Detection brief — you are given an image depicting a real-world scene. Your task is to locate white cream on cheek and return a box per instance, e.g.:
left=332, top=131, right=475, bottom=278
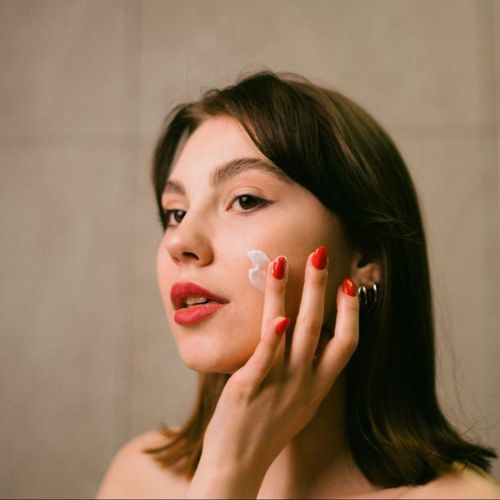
left=246, top=249, right=272, bottom=292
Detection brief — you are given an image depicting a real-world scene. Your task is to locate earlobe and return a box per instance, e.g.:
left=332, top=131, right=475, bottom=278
left=349, top=252, right=382, bottom=313
left=350, top=251, right=382, bottom=287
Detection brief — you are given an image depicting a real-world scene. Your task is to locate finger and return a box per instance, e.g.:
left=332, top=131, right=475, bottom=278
left=235, top=316, right=290, bottom=391
left=260, top=256, right=288, bottom=337
left=289, top=246, right=329, bottom=369
left=315, top=278, right=359, bottom=393
left=260, top=256, right=288, bottom=369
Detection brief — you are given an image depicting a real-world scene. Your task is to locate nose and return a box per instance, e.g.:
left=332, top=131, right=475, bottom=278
left=163, top=209, right=214, bottom=267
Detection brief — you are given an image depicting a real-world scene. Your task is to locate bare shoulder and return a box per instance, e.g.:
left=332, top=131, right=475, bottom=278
left=401, top=464, right=500, bottom=499
left=96, top=428, right=190, bottom=499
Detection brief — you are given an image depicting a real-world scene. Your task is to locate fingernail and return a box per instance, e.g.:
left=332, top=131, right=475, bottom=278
left=272, top=256, right=287, bottom=280
left=275, top=317, right=291, bottom=335
left=311, top=246, right=327, bottom=270
left=342, top=278, right=357, bottom=297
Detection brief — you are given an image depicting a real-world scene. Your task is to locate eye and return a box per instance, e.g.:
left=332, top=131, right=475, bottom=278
left=231, top=194, right=270, bottom=212
left=157, top=195, right=270, bottom=231
left=160, top=209, right=186, bottom=229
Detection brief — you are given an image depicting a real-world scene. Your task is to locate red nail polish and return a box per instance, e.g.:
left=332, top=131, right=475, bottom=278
left=272, top=256, right=287, bottom=280
left=311, top=246, right=327, bottom=270
left=276, top=317, right=291, bottom=335
left=342, top=278, right=357, bottom=297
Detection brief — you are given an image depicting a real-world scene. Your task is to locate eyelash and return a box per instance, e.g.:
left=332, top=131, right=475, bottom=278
left=158, top=194, right=271, bottom=229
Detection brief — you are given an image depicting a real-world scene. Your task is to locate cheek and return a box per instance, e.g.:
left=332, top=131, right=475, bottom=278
left=174, top=305, right=264, bottom=374
left=280, top=248, right=346, bottom=328
left=156, top=242, right=267, bottom=372
left=283, top=263, right=341, bottom=333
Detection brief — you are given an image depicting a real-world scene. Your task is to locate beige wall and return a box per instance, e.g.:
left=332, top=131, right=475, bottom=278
left=1, top=0, right=498, bottom=497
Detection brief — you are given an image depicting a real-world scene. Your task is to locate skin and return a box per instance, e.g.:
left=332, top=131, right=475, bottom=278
left=96, top=115, right=500, bottom=498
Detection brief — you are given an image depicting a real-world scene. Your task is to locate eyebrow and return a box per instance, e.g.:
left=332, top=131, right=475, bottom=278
left=163, top=157, right=292, bottom=195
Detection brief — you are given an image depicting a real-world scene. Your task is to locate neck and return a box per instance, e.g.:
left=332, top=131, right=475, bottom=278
left=258, top=374, right=378, bottom=498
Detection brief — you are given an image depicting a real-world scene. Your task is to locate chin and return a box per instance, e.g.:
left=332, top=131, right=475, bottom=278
left=181, top=358, right=246, bottom=375
left=176, top=337, right=254, bottom=375
left=168, top=307, right=262, bottom=374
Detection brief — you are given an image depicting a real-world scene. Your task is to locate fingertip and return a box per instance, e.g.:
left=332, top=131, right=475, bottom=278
left=337, top=278, right=359, bottom=314
left=275, top=316, right=291, bottom=335
left=311, top=245, right=328, bottom=270
left=341, top=278, right=357, bottom=297
left=267, top=255, right=288, bottom=280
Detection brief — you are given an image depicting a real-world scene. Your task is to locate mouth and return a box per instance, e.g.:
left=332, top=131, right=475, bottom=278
left=170, top=281, right=229, bottom=311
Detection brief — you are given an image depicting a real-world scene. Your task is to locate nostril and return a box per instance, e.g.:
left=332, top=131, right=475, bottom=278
left=182, top=251, right=199, bottom=260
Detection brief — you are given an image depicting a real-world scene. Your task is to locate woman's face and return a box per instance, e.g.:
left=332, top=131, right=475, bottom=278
left=157, top=116, right=355, bottom=373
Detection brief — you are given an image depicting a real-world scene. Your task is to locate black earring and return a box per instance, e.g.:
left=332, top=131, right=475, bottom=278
left=357, top=283, right=379, bottom=313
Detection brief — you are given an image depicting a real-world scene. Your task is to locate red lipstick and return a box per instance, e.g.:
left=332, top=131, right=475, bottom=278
left=170, top=281, right=229, bottom=326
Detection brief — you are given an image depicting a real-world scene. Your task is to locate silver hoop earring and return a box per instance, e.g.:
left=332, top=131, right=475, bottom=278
left=357, top=283, right=379, bottom=313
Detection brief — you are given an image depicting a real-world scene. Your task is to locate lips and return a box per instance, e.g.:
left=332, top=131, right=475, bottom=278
left=170, top=281, right=229, bottom=326
left=170, top=281, right=229, bottom=311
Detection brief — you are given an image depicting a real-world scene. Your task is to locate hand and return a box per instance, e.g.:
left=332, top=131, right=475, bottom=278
left=186, top=246, right=359, bottom=498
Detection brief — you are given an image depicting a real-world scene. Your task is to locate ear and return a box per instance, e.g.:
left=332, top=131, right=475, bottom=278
left=349, top=251, right=382, bottom=287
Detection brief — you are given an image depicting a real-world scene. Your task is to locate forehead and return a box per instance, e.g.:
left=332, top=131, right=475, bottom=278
left=169, top=116, right=266, bottom=179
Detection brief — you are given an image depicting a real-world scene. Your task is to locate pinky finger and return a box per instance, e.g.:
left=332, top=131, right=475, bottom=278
left=235, top=316, right=290, bottom=391
left=315, top=279, right=359, bottom=393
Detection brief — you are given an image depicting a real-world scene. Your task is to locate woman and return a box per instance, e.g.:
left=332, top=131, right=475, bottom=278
left=97, top=70, right=500, bottom=498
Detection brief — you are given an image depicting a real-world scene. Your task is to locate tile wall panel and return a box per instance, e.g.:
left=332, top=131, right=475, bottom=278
left=0, top=0, right=134, bottom=137
left=139, top=0, right=486, bottom=136
left=489, top=0, right=500, bottom=479
left=0, top=138, right=135, bottom=497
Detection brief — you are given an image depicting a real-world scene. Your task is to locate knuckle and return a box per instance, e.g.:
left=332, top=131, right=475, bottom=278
left=308, top=267, right=328, bottom=286
left=266, top=273, right=287, bottom=295
left=263, top=332, right=277, bottom=350
left=228, top=372, right=254, bottom=398
left=343, top=299, right=360, bottom=314
left=337, top=333, right=359, bottom=354
left=295, top=314, right=323, bottom=333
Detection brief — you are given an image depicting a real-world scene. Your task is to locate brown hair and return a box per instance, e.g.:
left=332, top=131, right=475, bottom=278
left=144, top=70, right=496, bottom=487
